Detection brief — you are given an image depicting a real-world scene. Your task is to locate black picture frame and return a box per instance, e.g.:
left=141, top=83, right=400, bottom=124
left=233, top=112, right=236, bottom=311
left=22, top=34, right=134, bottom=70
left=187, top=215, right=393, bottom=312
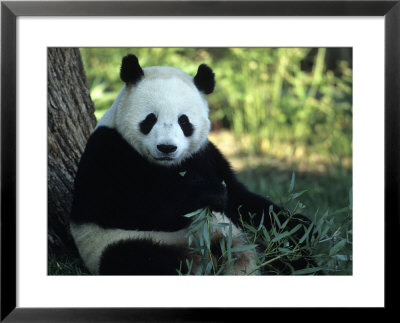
left=1, top=0, right=399, bottom=321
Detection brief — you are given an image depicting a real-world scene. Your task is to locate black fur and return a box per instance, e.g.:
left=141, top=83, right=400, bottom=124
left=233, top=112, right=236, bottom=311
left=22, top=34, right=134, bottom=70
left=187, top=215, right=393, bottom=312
left=71, top=126, right=311, bottom=274
left=139, top=113, right=157, bottom=135
left=178, top=114, right=194, bottom=137
left=71, top=126, right=283, bottom=232
left=194, top=64, right=215, bottom=94
left=120, top=54, right=144, bottom=85
left=99, top=240, right=188, bottom=275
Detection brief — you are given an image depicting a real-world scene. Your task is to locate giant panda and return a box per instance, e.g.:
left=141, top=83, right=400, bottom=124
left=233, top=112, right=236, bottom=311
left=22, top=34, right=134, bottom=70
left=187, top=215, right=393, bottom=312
left=70, top=54, right=310, bottom=275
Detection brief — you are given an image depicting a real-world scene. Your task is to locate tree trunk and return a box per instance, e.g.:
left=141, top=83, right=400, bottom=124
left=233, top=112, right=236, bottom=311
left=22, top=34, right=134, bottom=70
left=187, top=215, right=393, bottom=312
left=48, top=48, right=97, bottom=256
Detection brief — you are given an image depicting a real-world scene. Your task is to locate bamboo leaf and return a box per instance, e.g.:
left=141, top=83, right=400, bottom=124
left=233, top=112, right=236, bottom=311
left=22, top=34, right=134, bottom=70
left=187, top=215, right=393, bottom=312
left=288, top=171, right=295, bottom=193
left=281, top=218, right=290, bottom=230
left=227, top=222, right=233, bottom=263
left=220, top=226, right=227, bottom=237
left=185, top=221, right=203, bottom=237
left=219, top=237, right=226, bottom=255
left=257, top=212, right=265, bottom=231
left=272, top=231, right=292, bottom=242
left=299, top=222, right=314, bottom=244
left=231, top=244, right=258, bottom=253
left=216, top=264, right=226, bottom=275
left=329, top=239, right=347, bottom=256
left=205, top=261, right=213, bottom=275
left=210, top=221, right=229, bottom=227
left=188, top=235, right=193, bottom=247
left=270, top=207, right=282, bottom=228
left=262, top=226, right=271, bottom=243
left=186, top=259, right=193, bottom=274
left=288, top=224, right=302, bottom=235
left=292, top=267, right=324, bottom=275
left=183, top=208, right=203, bottom=218
left=278, top=247, right=293, bottom=254
left=203, top=223, right=210, bottom=250
left=243, top=223, right=258, bottom=234
left=292, top=190, right=308, bottom=200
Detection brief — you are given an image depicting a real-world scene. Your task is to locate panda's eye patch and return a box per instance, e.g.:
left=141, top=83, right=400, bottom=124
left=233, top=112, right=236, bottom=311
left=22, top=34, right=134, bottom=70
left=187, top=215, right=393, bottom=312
left=178, top=114, right=194, bottom=137
left=139, top=113, right=157, bottom=135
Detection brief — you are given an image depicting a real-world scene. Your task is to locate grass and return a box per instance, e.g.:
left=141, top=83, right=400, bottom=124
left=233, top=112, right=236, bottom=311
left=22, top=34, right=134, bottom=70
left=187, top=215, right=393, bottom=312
left=48, top=254, right=90, bottom=275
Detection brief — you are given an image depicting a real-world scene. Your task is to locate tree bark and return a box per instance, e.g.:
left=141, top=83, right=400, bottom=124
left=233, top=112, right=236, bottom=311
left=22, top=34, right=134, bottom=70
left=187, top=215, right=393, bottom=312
left=48, top=48, right=97, bottom=256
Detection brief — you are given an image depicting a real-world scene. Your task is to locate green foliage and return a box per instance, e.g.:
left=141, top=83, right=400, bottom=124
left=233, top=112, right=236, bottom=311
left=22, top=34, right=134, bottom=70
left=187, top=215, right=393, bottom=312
left=251, top=169, right=352, bottom=275
left=80, top=47, right=352, bottom=160
left=252, top=187, right=352, bottom=275
left=177, top=172, right=352, bottom=276
left=212, top=48, right=352, bottom=159
left=177, top=207, right=259, bottom=275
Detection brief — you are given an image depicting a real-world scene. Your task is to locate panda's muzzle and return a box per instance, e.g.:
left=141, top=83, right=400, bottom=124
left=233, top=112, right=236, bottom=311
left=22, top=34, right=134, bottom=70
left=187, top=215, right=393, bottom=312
left=157, top=144, right=177, bottom=154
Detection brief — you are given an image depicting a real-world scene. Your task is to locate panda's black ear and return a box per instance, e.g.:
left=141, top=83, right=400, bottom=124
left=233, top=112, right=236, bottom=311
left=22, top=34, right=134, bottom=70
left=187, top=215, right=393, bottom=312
left=194, top=64, right=215, bottom=95
left=120, top=54, right=144, bottom=85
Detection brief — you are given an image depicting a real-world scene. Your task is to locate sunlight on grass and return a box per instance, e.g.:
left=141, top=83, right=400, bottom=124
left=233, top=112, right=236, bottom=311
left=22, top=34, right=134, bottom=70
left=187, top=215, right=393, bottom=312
left=209, top=130, right=351, bottom=174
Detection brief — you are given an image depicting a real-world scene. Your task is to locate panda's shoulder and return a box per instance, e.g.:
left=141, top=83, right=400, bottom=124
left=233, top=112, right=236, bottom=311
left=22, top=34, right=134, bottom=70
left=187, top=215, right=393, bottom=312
left=200, top=140, right=230, bottom=166
left=187, top=140, right=231, bottom=172
left=80, top=126, right=142, bottom=168
left=193, top=140, right=236, bottom=181
left=86, top=126, right=124, bottom=148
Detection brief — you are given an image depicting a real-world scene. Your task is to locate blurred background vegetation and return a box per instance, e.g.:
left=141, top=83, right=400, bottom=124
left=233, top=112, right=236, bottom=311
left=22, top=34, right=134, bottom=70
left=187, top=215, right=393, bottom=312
left=77, top=48, right=352, bottom=274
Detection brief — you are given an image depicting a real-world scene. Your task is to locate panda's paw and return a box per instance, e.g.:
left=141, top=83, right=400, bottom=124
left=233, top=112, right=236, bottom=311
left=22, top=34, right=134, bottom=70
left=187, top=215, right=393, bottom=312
left=203, top=193, right=227, bottom=212
left=197, top=182, right=228, bottom=212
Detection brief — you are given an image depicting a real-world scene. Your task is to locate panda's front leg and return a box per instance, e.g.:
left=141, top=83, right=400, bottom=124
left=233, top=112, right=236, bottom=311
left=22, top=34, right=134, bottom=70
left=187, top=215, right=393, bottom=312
left=207, top=142, right=311, bottom=235
left=181, top=175, right=228, bottom=214
left=225, top=182, right=312, bottom=239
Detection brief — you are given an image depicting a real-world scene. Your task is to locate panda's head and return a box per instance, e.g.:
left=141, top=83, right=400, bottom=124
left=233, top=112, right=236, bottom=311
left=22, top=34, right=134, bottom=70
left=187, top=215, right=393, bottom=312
left=100, top=54, right=215, bottom=167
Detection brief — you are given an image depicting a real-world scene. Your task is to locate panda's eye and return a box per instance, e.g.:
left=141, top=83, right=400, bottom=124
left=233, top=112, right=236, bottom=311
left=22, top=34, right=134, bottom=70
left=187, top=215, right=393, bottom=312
left=178, top=115, right=189, bottom=124
left=139, top=113, right=157, bottom=135
left=178, top=114, right=194, bottom=137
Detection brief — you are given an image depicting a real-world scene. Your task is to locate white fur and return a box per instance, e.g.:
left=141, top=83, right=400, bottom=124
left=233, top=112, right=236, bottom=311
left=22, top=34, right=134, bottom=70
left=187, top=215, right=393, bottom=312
left=70, top=213, right=257, bottom=275
left=97, top=66, right=211, bottom=166
left=70, top=221, right=187, bottom=274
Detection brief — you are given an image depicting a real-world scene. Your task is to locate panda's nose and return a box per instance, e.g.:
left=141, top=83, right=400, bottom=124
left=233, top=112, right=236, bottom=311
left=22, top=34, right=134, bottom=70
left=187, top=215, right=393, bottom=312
left=157, top=144, right=177, bottom=154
